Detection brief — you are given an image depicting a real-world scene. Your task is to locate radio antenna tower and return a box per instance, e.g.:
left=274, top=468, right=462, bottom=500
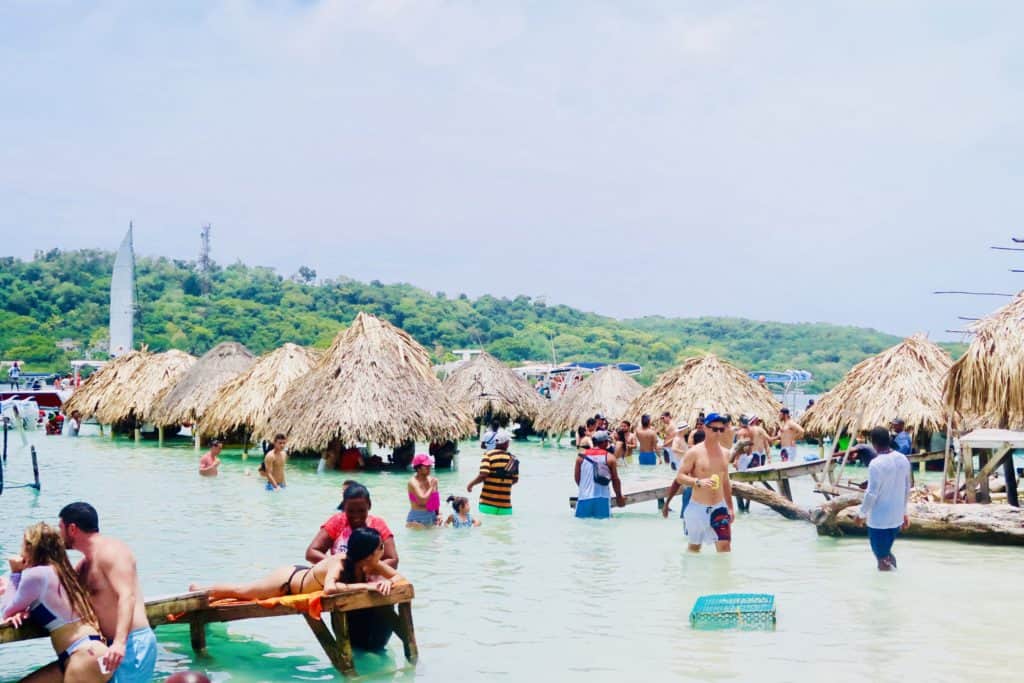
left=199, top=224, right=212, bottom=296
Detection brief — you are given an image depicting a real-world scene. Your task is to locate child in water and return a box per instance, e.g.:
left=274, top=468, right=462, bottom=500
left=444, top=496, right=481, bottom=528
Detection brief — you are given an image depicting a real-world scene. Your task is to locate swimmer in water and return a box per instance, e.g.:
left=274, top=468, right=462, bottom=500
left=444, top=495, right=481, bottom=528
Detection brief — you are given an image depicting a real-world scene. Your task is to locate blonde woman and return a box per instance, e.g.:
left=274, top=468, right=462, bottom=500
left=0, top=522, right=112, bottom=682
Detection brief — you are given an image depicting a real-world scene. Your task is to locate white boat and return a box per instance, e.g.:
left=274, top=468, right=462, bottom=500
left=109, top=224, right=135, bottom=357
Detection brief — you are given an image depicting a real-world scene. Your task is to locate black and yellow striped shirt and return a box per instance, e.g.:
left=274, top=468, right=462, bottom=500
left=479, top=449, right=518, bottom=508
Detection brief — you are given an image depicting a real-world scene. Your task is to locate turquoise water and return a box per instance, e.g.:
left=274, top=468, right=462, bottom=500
left=1, top=428, right=1020, bottom=682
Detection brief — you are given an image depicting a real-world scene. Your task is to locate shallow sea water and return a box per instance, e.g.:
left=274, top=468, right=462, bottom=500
left=1, top=428, right=1020, bottom=682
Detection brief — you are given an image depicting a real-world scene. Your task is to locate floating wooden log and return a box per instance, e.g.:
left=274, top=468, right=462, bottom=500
left=0, top=584, right=418, bottom=678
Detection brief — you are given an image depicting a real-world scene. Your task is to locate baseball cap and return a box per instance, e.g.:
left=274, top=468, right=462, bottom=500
left=494, top=429, right=512, bottom=444
left=676, top=422, right=689, bottom=431
left=411, top=453, right=434, bottom=468
left=739, top=415, right=750, bottom=426
left=704, top=412, right=727, bottom=425
left=592, top=430, right=610, bottom=443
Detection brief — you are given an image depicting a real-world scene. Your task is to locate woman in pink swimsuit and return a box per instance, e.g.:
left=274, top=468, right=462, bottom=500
left=406, top=453, right=440, bottom=527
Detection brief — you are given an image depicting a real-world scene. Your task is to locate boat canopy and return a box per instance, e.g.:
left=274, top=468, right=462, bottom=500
left=747, top=370, right=813, bottom=385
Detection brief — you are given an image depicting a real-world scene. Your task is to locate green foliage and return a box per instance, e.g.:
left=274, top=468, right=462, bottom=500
left=0, top=249, right=964, bottom=391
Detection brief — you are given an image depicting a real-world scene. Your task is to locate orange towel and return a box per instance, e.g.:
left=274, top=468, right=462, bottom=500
left=209, top=591, right=325, bottom=621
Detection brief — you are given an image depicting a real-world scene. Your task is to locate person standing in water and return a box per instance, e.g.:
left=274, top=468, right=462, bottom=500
left=748, top=415, right=771, bottom=466
left=58, top=502, right=157, bottom=682
left=574, top=431, right=625, bottom=518
left=856, top=426, right=911, bottom=571
left=467, top=430, right=518, bottom=515
left=261, top=433, right=288, bottom=491
left=636, top=415, right=659, bottom=466
left=444, top=496, right=481, bottom=528
left=406, top=454, right=440, bottom=527
left=773, top=408, right=805, bottom=462
left=661, top=413, right=735, bottom=553
left=198, top=440, right=222, bottom=477
left=658, top=412, right=677, bottom=464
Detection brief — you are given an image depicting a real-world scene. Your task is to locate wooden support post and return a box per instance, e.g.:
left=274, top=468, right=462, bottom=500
left=194, top=432, right=201, bottom=451
left=189, top=620, right=207, bottom=653
left=1002, top=455, right=1020, bottom=508
left=778, top=478, right=793, bottom=501
left=397, top=602, right=419, bottom=663
left=158, top=426, right=165, bottom=447
left=110, top=425, right=116, bottom=440
left=98, top=423, right=104, bottom=437
left=963, top=446, right=976, bottom=503
left=329, top=611, right=356, bottom=675
left=978, top=452, right=991, bottom=503
left=134, top=428, right=141, bottom=443
left=304, top=614, right=353, bottom=676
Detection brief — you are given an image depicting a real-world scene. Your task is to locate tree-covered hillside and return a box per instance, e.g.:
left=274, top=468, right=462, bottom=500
left=0, top=249, right=961, bottom=391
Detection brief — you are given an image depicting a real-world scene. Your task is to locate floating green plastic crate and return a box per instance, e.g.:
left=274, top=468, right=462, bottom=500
left=689, top=593, right=776, bottom=630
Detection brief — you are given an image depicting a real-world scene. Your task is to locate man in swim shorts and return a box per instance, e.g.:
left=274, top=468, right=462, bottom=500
left=635, top=415, right=659, bottom=466
left=662, top=413, right=735, bottom=553
left=748, top=415, right=771, bottom=466
left=57, top=502, right=157, bottom=683
left=773, top=408, right=804, bottom=462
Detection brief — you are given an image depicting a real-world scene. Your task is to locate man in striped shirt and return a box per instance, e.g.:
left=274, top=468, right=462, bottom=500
left=467, top=431, right=519, bottom=515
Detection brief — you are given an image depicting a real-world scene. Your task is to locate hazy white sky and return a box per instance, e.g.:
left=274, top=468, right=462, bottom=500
left=3, top=1, right=1023, bottom=340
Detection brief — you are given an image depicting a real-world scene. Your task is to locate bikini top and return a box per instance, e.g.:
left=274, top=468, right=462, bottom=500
left=408, top=484, right=441, bottom=513
left=1, top=566, right=81, bottom=632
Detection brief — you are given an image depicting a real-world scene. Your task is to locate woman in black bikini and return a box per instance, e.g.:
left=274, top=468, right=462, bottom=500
left=189, top=528, right=403, bottom=602
left=188, top=554, right=344, bottom=601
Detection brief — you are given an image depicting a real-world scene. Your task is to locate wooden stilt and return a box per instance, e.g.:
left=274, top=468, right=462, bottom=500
left=110, top=426, right=116, bottom=440
left=304, top=615, right=351, bottom=675
left=189, top=620, right=207, bottom=653
left=98, top=424, right=104, bottom=437
left=963, top=445, right=976, bottom=503
left=134, top=428, right=141, bottom=443
left=1002, top=457, right=1019, bottom=508
left=397, top=602, right=419, bottom=663
left=778, top=479, right=793, bottom=501
left=194, top=432, right=201, bottom=451
left=158, top=425, right=165, bottom=447
left=329, top=611, right=356, bottom=675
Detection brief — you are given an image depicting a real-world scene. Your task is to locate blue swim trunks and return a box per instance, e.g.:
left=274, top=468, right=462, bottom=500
left=112, top=627, right=157, bottom=683
left=265, top=482, right=287, bottom=491
left=638, top=451, right=657, bottom=466
left=575, top=497, right=611, bottom=519
left=406, top=509, right=438, bottom=526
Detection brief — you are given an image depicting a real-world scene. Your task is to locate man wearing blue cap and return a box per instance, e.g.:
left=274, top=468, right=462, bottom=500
left=661, top=413, right=735, bottom=552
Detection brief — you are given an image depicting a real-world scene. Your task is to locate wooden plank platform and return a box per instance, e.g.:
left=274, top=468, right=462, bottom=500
left=0, top=583, right=417, bottom=678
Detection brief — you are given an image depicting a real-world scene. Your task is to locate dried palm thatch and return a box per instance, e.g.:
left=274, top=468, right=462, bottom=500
left=263, top=312, right=474, bottom=449
left=535, top=367, right=642, bottom=434
left=442, top=352, right=544, bottom=423
left=802, top=334, right=952, bottom=437
left=945, top=291, right=1024, bottom=430
left=626, top=354, right=782, bottom=431
left=62, top=349, right=197, bottom=425
left=150, top=342, right=256, bottom=426
left=126, top=349, right=198, bottom=424
left=198, top=343, right=321, bottom=437
left=62, top=350, right=150, bottom=421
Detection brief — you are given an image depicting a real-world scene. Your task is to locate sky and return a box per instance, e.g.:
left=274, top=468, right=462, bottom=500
left=2, top=1, right=1023, bottom=341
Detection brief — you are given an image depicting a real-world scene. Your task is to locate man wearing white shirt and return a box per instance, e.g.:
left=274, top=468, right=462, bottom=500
left=857, top=426, right=912, bottom=571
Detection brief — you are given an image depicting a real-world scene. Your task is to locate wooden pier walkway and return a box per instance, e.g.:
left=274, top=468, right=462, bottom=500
left=0, top=583, right=418, bottom=678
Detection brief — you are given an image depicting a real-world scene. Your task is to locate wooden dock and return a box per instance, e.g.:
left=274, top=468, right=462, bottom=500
left=0, top=583, right=418, bottom=678
left=569, top=459, right=830, bottom=508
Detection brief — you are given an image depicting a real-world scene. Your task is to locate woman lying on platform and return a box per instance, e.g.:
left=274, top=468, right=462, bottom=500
left=189, top=528, right=403, bottom=601
left=0, top=523, right=113, bottom=682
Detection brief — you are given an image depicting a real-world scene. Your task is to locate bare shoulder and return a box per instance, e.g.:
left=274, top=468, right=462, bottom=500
left=96, top=536, right=137, bottom=566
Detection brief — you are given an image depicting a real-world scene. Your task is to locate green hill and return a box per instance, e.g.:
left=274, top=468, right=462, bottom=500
left=0, top=249, right=962, bottom=391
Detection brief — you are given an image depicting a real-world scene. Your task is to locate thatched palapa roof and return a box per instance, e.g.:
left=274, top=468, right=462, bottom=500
left=63, top=349, right=197, bottom=425
left=442, top=352, right=544, bottom=423
left=802, top=334, right=952, bottom=437
left=945, top=292, right=1024, bottom=430
left=626, top=354, right=782, bottom=430
left=198, top=343, right=321, bottom=437
left=263, top=312, right=474, bottom=450
left=150, top=342, right=255, bottom=426
left=62, top=350, right=150, bottom=421
left=535, top=367, right=641, bottom=434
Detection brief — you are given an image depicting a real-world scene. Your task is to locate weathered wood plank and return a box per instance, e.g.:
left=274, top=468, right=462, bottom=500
left=304, top=614, right=347, bottom=674
left=329, top=611, right=356, bottom=675
left=398, top=602, right=419, bottom=663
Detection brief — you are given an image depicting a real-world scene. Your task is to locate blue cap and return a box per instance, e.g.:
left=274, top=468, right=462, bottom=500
left=704, top=412, right=728, bottom=426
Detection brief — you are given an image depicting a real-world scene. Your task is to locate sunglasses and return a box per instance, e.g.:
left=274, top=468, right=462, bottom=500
left=709, top=426, right=727, bottom=433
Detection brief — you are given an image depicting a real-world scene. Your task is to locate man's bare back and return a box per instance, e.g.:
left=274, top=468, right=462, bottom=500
left=751, top=424, right=771, bottom=454
left=637, top=427, right=658, bottom=452
left=77, top=536, right=149, bottom=640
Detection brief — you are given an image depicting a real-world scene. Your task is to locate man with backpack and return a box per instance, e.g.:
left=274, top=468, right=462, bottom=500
left=467, top=430, right=520, bottom=515
left=574, top=431, right=625, bottom=518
